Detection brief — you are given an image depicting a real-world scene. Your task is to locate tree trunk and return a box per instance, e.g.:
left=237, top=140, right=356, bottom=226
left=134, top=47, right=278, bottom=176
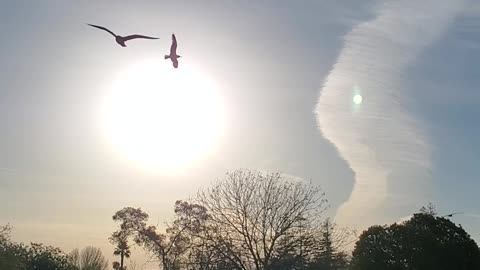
left=120, top=250, right=124, bottom=270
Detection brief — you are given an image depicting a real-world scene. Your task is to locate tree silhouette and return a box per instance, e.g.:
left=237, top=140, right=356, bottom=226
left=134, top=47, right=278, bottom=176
left=109, top=232, right=131, bottom=270
left=1, top=226, right=75, bottom=270
left=309, top=218, right=354, bottom=270
left=197, top=169, right=328, bottom=270
left=111, top=202, right=209, bottom=270
left=0, top=226, right=25, bottom=270
left=109, top=170, right=346, bottom=270
left=351, top=212, right=480, bottom=269
left=0, top=224, right=12, bottom=243
left=70, top=246, right=108, bottom=270
left=24, top=243, right=74, bottom=270
left=419, top=202, right=437, bottom=216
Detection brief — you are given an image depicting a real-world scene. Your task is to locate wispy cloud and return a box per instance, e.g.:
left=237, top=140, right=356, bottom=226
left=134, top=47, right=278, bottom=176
left=0, top=167, right=15, bottom=173
left=316, top=1, right=465, bottom=227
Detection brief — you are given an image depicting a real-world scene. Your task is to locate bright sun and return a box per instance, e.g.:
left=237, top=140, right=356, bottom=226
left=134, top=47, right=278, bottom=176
left=100, top=59, right=224, bottom=174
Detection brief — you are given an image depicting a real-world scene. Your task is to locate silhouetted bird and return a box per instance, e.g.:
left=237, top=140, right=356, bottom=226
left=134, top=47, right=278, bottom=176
left=165, top=34, right=181, bottom=68
left=87, top=24, right=158, bottom=47
left=444, top=212, right=463, bottom=218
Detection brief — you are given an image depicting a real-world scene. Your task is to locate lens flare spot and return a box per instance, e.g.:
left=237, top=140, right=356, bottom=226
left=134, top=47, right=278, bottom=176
left=353, top=94, right=363, bottom=105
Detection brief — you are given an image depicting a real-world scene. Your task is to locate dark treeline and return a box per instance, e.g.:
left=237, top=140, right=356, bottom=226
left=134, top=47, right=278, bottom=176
left=2, top=169, right=480, bottom=270
left=0, top=225, right=109, bottom=270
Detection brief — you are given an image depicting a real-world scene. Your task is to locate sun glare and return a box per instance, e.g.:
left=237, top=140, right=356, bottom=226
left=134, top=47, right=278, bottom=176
left=100, top=59, right=224, bottom=174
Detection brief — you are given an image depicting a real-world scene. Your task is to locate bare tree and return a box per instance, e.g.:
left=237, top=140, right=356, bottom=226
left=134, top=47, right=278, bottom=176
left=70, top=246, right=109, bottom=270
left=126, top=260, right=141, bottom=270
left=419, top=202, right=437, bottom=216
left=197, top=169, right=328, bottom=270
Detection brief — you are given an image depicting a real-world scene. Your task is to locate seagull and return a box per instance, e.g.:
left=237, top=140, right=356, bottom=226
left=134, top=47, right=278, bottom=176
left=442, top=212, right=464, bottom=218
left=87, top=24, right=158, bottom=47
left=165, top=34, right=181, bottom=68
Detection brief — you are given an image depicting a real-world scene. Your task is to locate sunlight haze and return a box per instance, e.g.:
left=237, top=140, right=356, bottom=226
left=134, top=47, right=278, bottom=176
left=1, top=0, right=480, bottom=268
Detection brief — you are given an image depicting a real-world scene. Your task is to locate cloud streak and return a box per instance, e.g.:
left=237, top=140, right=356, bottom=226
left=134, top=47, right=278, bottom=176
left=464, top=213, right=480, bottom=219
left=316, top=1, right=465, bottom=226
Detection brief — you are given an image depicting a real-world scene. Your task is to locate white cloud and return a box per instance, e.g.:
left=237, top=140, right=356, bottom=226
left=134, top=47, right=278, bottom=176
left=315, top=0, right=465, bottom=227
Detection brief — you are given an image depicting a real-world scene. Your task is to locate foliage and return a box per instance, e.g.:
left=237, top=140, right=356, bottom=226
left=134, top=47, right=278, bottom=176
left=109, top=230, right=131, bottom=270
left=308, top=218, right=354, bottom=270
left=24, top=243, right=75, bottom=270
left=0, top=224, right=81, bottom=270
left=111, top=169, right=335, bottom=270
left=0, top=242, right=74, bottom=270
left=0, top=225, right=74, bottom=270
left=0, top=236, right=26, bottom=270
left=419, top=202, right=437, bottom=216
left=351, top=212, right=480, bottom=270
left=0, top=224, right=12, bottom=243
left=111, top=202, right=210, bottom=270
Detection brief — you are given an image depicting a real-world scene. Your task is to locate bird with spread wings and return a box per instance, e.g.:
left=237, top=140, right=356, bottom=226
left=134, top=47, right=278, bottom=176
left=164, top=34, right=181, bottom=68
left=87, top=24, right=158, bottom=47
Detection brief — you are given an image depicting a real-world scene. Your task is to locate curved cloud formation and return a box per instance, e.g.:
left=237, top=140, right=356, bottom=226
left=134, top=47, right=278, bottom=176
left=316, top=1, right=464, bottom=227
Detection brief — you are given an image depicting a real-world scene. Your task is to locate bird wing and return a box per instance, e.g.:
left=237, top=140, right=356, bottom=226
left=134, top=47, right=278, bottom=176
left=172, top=58, right=179, bottom=68
left=123, top=34, right=159, bottom=41
left=87, top=24, right=116, bottom=37
left=170, top=34, right=177, bottom=55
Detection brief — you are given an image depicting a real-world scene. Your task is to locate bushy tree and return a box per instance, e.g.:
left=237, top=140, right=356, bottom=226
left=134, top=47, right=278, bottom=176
left=25, top=243, right=75, bottom=270
left=111, top=201, right=209, bottom=270
left=351, top=212, right=480, bottom=270
left=0, top=224, right=12, bottom=242
left=0, top=225, right=75, bottom=270
left=0, top=228, right=26, bottom=270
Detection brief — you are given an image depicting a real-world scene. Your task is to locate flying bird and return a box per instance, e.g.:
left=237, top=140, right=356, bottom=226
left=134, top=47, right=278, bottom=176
left=443, top=212, right=464, bottom=218
left=165, top=34, right=181, bottom=68
left=87, top=24, right=158, bottom=47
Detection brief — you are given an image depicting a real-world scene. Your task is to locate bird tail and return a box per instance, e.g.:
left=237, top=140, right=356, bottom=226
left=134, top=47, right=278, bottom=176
left=164, top=55, right=170, bottom=59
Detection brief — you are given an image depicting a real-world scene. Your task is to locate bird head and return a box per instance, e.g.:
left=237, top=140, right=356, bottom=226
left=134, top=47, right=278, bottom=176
left=177, top=55, right=182, bottom=58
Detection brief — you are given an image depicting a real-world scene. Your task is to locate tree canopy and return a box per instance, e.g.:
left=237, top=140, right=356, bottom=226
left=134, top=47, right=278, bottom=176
left=111, top=169, right=336, bottom=270
left=197, top=169, right=328, bottom=270
left=351, top=212, right=480, bottom=270
left=0, top=240, right=75, bottom=270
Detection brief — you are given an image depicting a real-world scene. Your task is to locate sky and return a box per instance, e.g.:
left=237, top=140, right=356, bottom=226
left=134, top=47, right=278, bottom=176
left=1, top=0, right=480, bottom=267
